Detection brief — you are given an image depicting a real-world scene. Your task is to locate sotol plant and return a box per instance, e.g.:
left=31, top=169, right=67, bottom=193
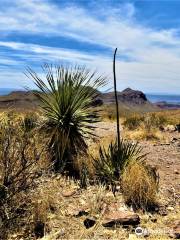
left=27, top=64, right=106, bottom=176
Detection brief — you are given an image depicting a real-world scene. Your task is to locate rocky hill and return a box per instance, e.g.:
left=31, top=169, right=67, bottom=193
left=0, top=88, right=157, bottom=111
left=101, top=88, right=149, bottom=105
left=0, top=91, right=38, bottom=109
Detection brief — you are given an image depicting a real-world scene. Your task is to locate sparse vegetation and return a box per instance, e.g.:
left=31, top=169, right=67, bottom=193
left=0, top=114, right=47, bottom=239
left=0, top=65, right=179, bottom=239
left=123, top=114, right=144, bottom=130
left=123, top=112, right=171, bottom=141
left=0, top=109, right=179, bottom=239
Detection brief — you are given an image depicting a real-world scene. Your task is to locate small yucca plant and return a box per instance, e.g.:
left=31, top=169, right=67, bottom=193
left=27, top=64, right=106, bottom=176
left=94, top=140, right=146, bottom=186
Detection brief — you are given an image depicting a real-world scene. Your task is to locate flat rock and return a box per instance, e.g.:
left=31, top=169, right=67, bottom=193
left=102, top=210, right=140, bottom=227
left=104, top=202, right=128, bottom=212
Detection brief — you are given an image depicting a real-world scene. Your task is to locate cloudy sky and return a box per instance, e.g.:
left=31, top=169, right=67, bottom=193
left=0, top=0, right=180, bottom=93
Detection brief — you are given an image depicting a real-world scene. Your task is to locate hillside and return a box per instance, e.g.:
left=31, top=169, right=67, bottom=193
left=0, top=88, right=158, bottom=112
left=0, top=91, right=38, bottom=109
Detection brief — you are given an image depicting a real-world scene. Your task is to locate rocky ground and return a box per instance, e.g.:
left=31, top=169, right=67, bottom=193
left=94, top=121, right=180, bottom=202
left=90, top=121, right=180, bottom=239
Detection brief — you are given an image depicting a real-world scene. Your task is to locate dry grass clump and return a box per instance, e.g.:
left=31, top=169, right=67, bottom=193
left=154, top=109, right=180, bottom=125
left=124, top=112, right=168, bottom=131
left=123, top=112, right=169, bottom=141
left=124, top=128, right=165, bottom=141
left=121, top=161, right=159, bottom=210
left=123, top=114, right=144, bottom=130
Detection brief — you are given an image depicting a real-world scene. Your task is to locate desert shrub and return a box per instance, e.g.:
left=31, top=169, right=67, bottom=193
left=123, top=114, right=144, bottom=130
left=0, top=117, right=46, bottom=238
left=121, top=161, right=159, bottom=210
left=26, top=64, right=106, bottom=176
left=124, top=127, right=164, bottom=141
left=93, top=139, right=146, bottom=191
left=79, top=162, right=89, bottom=189
left=142, top=113, right=167, bottom=130
left=21, top=112, right=39, bottom=132
left=150, top=113, right=167, bottom=128
left=124, top=113, right=168, bottom=131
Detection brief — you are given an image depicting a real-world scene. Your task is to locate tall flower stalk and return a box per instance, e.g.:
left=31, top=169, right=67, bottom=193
left=113, top=48, right=120, bottom=149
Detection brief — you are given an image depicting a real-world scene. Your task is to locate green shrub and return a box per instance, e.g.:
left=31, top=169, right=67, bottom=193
left=22, top=113, right=38, bottom=132
left=79, top=162, right=89, bottom=189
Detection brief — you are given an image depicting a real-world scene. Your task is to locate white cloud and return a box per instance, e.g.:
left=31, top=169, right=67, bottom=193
left=0, top=0, right=180, bottom=93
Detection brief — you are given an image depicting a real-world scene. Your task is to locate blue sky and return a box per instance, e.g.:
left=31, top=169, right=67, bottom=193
left=0, top=0, right=180, bottom=93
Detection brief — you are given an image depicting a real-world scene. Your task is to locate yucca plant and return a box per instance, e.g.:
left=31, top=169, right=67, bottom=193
left=26, top=64, right=106, bottom=176
left=94, top=139, right=146, bottom=186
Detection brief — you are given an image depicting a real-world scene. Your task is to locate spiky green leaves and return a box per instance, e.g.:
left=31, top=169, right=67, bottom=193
left=26, top=64, right=106, bottom=174
left=94, top=139, right=146, bottom=185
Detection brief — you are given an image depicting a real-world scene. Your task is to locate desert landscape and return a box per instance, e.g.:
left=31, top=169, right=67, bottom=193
left=0, top=76, right=179, bottom=239
left=0, top=1, right=180, bottom=239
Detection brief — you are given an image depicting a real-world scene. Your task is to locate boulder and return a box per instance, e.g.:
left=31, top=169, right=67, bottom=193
left=102, top=210, right=140, bottom=227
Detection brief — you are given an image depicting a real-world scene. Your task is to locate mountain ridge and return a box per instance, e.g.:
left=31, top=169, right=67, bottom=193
left=0, top=87, right=158, bottom=111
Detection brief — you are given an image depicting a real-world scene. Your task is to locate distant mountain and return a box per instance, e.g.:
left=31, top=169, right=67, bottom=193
left=100, top=88, right=149, bottom=105
left=0, top=90, right=38, bottom=109
left=0, top=88, right=159, bottom=112
left=155, top=101, right=180, bottom=109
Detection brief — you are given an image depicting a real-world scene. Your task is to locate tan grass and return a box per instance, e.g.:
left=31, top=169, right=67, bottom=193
left=121, top=161, right=158, bottom=210
left=123, top=127, right=166, bottom=141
